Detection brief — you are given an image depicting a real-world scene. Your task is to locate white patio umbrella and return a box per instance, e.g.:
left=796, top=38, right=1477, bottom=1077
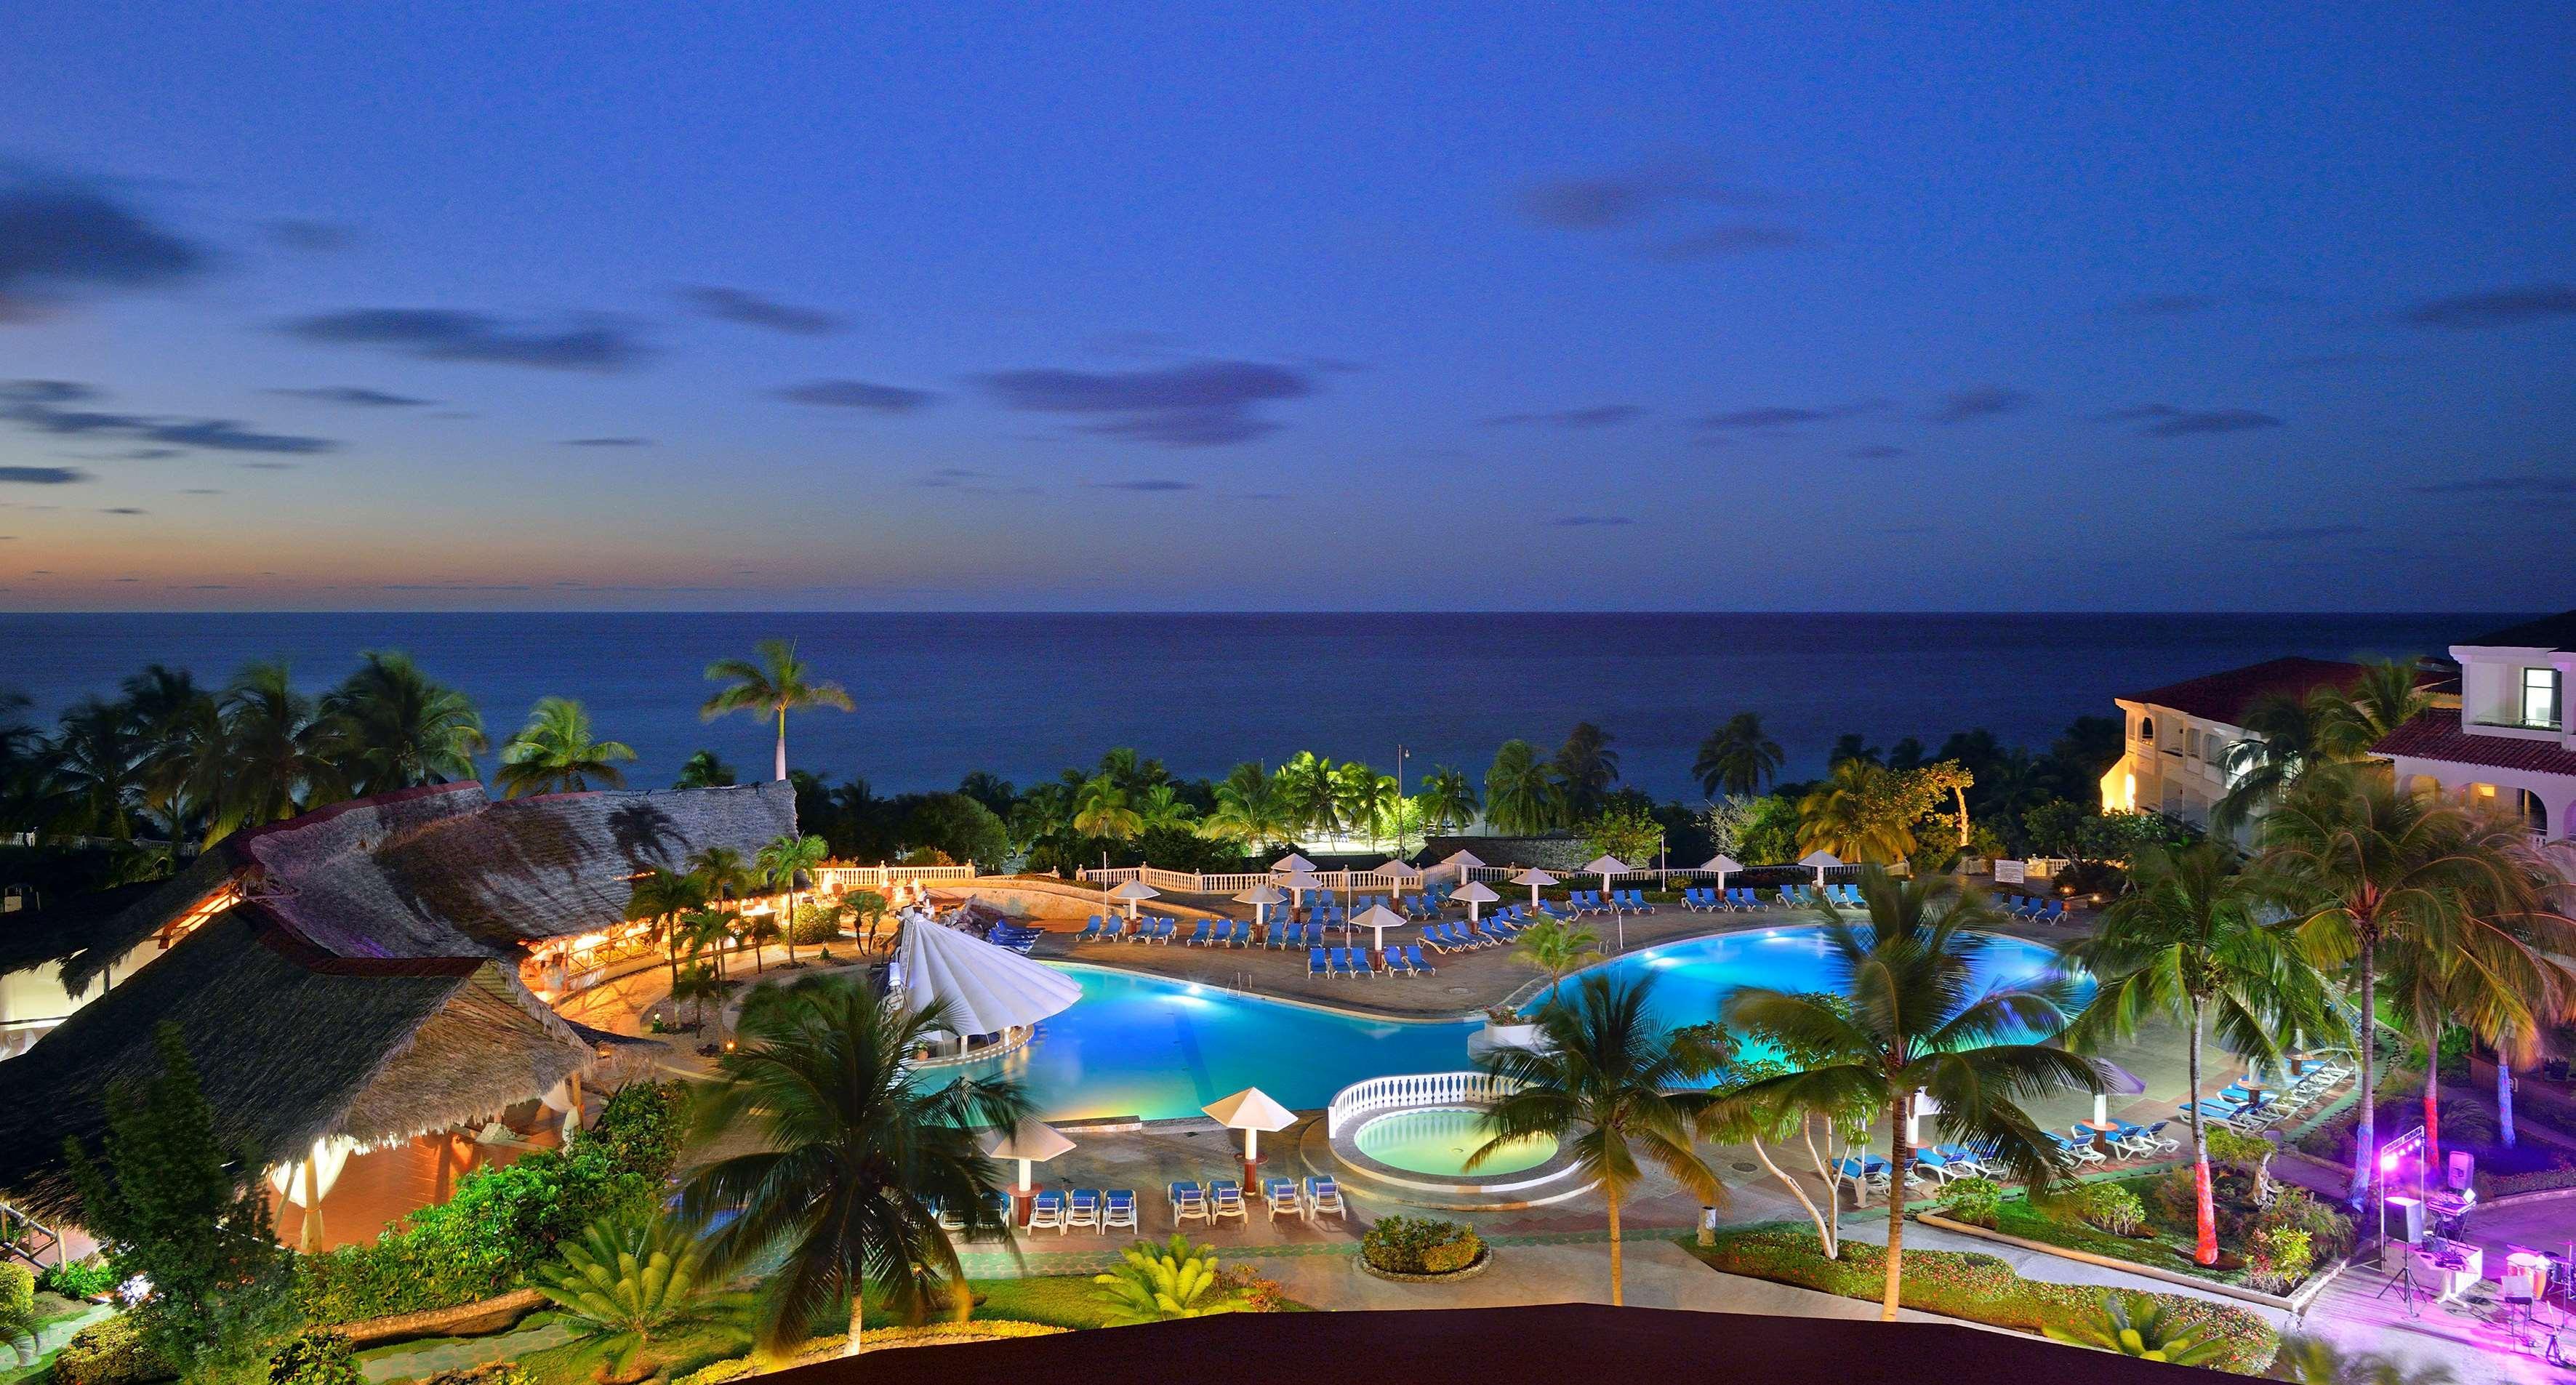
left=1235, top=883, right=1288, bottom=938
left=1452, top=880, right=1501, bottom=923
left=1203, top=1086, right=1298, bottom=1186
left=982, top=1119, right=1075, bottom=1221
left=1270, top=852, right=1317, bottom=875
left=1584, top=854, right=1634, bottom=950
left=1703, top=854, right=1744, bottom=891
left=1112, top=879, right=1159, bottom=921
left=1512, top=867, right=1559, bottom=910
left=1350, top=902, right=1408, bottom=955
left=1437, top=848, right=1485, bottom=883
left=1376, top=857, right=1424, bottom=894
left=1798, top=849, right=1843, bottom=890
left=1280, top=868, right=1324, bottom=917
left=2092, top=1061, right=2147, bottom=1128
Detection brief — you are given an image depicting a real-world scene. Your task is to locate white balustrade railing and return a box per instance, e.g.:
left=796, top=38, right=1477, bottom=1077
left=1327, top=1071, right=1521, bottom=1138
left=814, top=863, right=980, bottom=891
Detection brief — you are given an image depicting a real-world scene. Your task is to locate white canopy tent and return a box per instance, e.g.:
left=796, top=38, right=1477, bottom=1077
left=1452, top=880, right=1501, bottom=923
left=1703, top=854, right=1744, bottom=891
left=1798, top=849, right=1843, bottom=889
left=896, top=915, right=1082, bottom=1044
left=1269, top=852, right=1317, bottom=874
left=1280, top=868, right=1325, bottom=914
left=1203, top=1086, right=1298, bottom=1182
left=982, top=1118, right=1075, bottom=1219
left=1437, top=848, right=1485, bottom=880
left=1376, top=859, right=1424, bottom=893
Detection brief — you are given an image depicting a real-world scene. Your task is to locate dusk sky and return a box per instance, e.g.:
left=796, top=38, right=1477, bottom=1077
left=3, top=4, right=2571, bottom=612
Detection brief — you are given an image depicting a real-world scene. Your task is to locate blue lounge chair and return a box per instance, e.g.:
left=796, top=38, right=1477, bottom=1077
left=1379, top=948, right=1411, bottom=976
left=1304, top=1176, right=1346, bottom=1222
left=1179, top=920, right=1210, bottom=947
left=1261, top=1177, right=1302, bottom=1221
left=1404, top=944, right=1435, bottom=975
left=1328, top=947, right=1356, bottom=979
left=1073, top=916, right=1104, bottom=942
left=1308, top=947, right=1329, bottom=978
left=1103, top=1189, right=1137, bottom=1232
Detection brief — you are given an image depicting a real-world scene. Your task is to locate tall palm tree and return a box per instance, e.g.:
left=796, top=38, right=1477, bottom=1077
left=2254, top=763, right=2565, bottom=1203
left=1133, top=783, right=1195, bottom=835
left=1550, top=722, right=1618, bottom=813
left=217, top=662, right=342, bottom=836
left=691, top=846, right=755, bottom=904
left=1199, top=762, right=1286, bottom=848
left=120, top=667, right=220, bottom=847
left=2213, top=691, right=2321, bottom=837
left=1071, top=775, right=1142, bottom=841
left=1273, top=752, right=1339, bottom=840
left=2068, top=843, right=2338, bottom=1264
left=679, top=907, right=737, bottom=984
left=319, top=651, right=486, bottom=792
left=1720, top=870, right=2100, bottom=1320
left=701, top=639, right=854, bottom=782
left=41, top=696, right=145, bottom=840
left=1482, top=739, right=1558, bottom=835
left=494, top=697, right=635, bottom=798
left=2378, top=900, right=2575, bottom=1171
left=628, top=866, right=713, bottom=999
left=673, top=750, right=737, bottom=789
left=1693, top=712, right=1784, bottom=798
left=1794, top=759, right=1916, bottom=863
left=1472, top=972, right=1724, bottom=1305
left=678, top=976, right=1030, bottom=1357
left=1416, top=766, right=1480, bottom=836
left=756, top=832, right=831, bottom=968
left=2309, top=658, right=2433, bottom=761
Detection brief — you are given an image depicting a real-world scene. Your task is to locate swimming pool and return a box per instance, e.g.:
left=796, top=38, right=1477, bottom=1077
left=1352, top=1107, right=1557, bottom=1176
left=940, top=927, right=2081, bottom=1122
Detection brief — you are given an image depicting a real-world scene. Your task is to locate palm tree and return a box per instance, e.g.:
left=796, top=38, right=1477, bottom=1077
left=1200, top=763, right=1287, bottom=848
left=2379, top=900, right=2575, bottom=1172
left=120, top=667, right=221, bottom=846
left=690, top=845, right=755, bottom=902
left=627, top=866, right=713, bottom=999
left=674, top=750, right=737, bottom=788
left=756, top=832, right=831, bottom=968
left=2309, top=658, right=2433, bottom=760
left=2254, top=763, right=2564, bottom=1203
left=1133, top=784, right=1195, bottom=835
left=1720, top=869, right=2100, bottom=1320
left=1549, top=723, right=1618, bottom=813
left=2213, top=691, right=2322, bottom=836
left=2042, top=1291, right=2234, bottom=1366
left=701, top=638, right=854, bottom=782
left=494, top=697, right=635, bottom=798
left=678, top=976, right=1030, bottom=1356
left=679, top=908, right=737, bottom=984
left=319, top=651, right=486, bottom=793
left=1693, top=712, right=1784, bottom=798
left=217, top=662, right=342, bottom=835
left=1334, top=763, right=1399, bottom=846
left=1274, top=752, right=1339, bottom=840
left=39, top=697, right=145, bottom=840
left=670, top=964, right=726, bottom=1035
left=2068, top=843, right=2337, bottom=1264
left=1483, top=739, right=1558, bottom=835
left=1472, top=972, right=1723, bottom=1305
left=1071, top=775, right=1143, bottom=841
left=1512, top=917, right=1602, bottom=989
left=2268, top=1334, right=2457, bottom=1385
left=1794, top=759, right=1915, bottom=862
left=1416, top=767, right=1479, bottom=835
left=1828, top=733, right=1883, bottom=768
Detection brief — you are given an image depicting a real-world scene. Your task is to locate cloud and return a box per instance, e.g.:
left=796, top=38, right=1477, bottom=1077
left=775, top=378, right=939, bottom=412
left=99, top=506, right=147, bottom=515
left=284, top=308, right=649, bottom=371
left=265, top=220, right=357, bottom=252
left=1849, top=445, right=1908, bottom=459
left=1518, top=162, right=1753, bottom=230
left=1086, top=478, right=1197, bottom=491
left=2409, top=473, right=2576, bottom=496
left=676, top=285, right=846, bottom=335
left=2230, top=523, right=2364, bottom=541
left=1697, top=404, right=1869, bottom=430
left=979, top=359, right=1316, bottom=446
left=1930, top=385, right=2030, bottom=424
left=180, top=487, right=221, bottom=494
left=0, top=380, right=337, bottom=454
left=1547, top=515, right=1634, bottom=527
left=2107, top=404, right=2284, bottom=437
left=2402, top=283, right=2576, bottom=329
left=0, top=466, right=88, bottom=484
left=268, top=386, right=433, bottom=407
left=0, top=177, right=206, bottom=317
left=561, top=436, right=652, bottom=447
left=1647, top=226, right=1810, bottom=260
left=2115, top=293, right=2215, bottom=317
left=1482, top=404, right=1645, bottom=429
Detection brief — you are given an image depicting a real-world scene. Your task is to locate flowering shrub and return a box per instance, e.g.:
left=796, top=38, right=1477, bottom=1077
left=1360, top=1216, right=1482, bottom=1274
left=2076, top=1182, right=2148, bottom=1236
left=1936, top=1176, right=2004, bottom=1227
left=2244, top=1227, right=2314, bottom=1295
left=1214, top=1263, right=1291, bottom=1312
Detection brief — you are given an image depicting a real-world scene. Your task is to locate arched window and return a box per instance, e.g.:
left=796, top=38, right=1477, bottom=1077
left=2138, top=716, right=2155, bottom=742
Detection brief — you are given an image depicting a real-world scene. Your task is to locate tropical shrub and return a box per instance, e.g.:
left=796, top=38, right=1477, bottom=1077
left=529, top=1208, right=723, bottom=1381
left=55, top=1317, right=176, bottom=1385
left=2042, top=1290, right=2234, bottom=1365
left=2073, top=1182, right=2147, bottom=1236
left=2244, top=1227, right=2315, bottom=1295
left=2252, top=1188, right=2353, bottom=1264
left=420, top=1365, right=531, bottom=1385
left=585, top=1082, right=688, bottom=1187
left=789, top=900, right=846, bottom=945
left=1935, top=1176, right=2004, bottom=1228
left=1360, top=1216, right=1483, bottom=1274
left=40, top=1256, right=122, bottom=1300
left=0, top=1263, right=33, bottom=1363
left=1091, top=1235, right=1238, bottom=1325
left=265, top=1330, right=363, bottom=1385
left=1212, top=1264, right=1290, bottom=1313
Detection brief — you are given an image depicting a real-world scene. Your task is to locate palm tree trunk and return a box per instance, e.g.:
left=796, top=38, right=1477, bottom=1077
left=2349, top=944, right=2376, bottom=1208
left=2188, top=1000, right=2217, bottom=1266
left=1605, top=1185, right=1624, bottom=1306
left=2499, top=1052, right=2518, bottom=1149
left=1882, top=1093, right=1910, bottom=1322
left=844, top=1289, right=864, bottom=1357
left=1801, top=1115, right=1840, bottom=1257
left=774, top=707, right=790, bottom=782
left=2422, top=1035, right=2441, bottom=1176
left=785, top=890, right=798, bottom=968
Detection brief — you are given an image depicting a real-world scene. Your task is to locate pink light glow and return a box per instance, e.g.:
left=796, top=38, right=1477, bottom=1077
left=2380, top=1147, right=2405, bottom=1171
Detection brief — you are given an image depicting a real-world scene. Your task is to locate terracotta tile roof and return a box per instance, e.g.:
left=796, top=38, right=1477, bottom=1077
left=2374, top=707, right=2576, bottom=777
left=2119, top=656, right=2369, bottom=726
left=2460, top=609, right=2576, bottom=651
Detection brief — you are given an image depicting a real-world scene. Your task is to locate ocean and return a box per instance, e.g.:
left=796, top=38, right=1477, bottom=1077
left=0, top=612, right=2497, bottom=800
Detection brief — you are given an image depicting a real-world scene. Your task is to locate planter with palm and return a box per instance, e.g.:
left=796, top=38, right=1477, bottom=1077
left=1719, top=868, right=2100, bottom=1320
left=702, top=640, right=853, bottom=782
left=1511, top=918, right=1602, bottom=992
left=1470, top=972, right=1725, bottom=1304
left=678, top=976, right=1030, bottom=1357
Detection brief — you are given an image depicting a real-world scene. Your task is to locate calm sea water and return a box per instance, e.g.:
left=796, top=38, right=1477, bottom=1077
left=0, top=611, right=2492, bottom=799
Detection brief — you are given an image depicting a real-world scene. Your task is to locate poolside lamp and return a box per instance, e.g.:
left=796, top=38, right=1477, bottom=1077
left=1584, top=854, right=1633, bottom=950
left=1203, top=1086, right=1298, bottom=1187
left=1453, top=880, right=1501, bottom=923
left=1111, top=880, right=1159, bottom=921
left=1703, top=854, right=1743, bottom=891
left=1351, top=903, right=1408, bottom=956
left=1512, top=867, right=1558, bottom=910
left=2092, top=1060, right=2146, bottom=1128
left=982, top=1119, right=1075, bottom=1223
left=1235, top=883, right=1287, bottom=936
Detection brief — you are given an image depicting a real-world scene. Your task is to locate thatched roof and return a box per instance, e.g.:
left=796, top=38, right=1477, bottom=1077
left=0, top=780, right=795, bottom=1211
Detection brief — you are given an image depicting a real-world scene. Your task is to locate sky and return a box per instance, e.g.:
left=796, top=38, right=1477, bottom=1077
left=1, top=2, right=2571, bottom=612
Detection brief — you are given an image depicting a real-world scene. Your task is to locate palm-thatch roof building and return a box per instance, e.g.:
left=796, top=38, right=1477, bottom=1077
left=0, top=779, right=795, bottom=1212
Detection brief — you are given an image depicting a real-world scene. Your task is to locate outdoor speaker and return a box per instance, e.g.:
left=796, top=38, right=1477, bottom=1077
left=2389, top=1195, right=2428, bottom=1243
left=2448, top=1150, right=2475, bottom=1191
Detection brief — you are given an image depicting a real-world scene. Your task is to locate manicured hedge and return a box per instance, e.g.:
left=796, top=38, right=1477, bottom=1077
left=1360, top=1216, right=1482, bottom=1275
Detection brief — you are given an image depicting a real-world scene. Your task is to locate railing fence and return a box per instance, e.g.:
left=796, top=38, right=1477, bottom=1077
left=1327, top=1071, right=1522, bottom=1138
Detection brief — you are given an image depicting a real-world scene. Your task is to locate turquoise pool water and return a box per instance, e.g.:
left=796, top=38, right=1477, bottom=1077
left=942, top=927, right=2080, bottom=1122
left=1354, top=1107, right=1557, bottom=1176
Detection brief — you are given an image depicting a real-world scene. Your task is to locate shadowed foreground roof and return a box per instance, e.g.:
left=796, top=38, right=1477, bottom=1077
left=769, top=1304, right=2215, bottom=1385
left=2116, top=656, right=2369, bottom=727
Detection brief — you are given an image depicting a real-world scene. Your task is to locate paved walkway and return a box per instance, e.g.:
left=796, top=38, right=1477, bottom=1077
left=1252, top=1237, right=1967, bottom=1322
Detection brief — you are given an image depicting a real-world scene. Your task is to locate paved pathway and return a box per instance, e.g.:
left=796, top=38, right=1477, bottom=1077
left=1251, top=1237, right=1969, bottom=1322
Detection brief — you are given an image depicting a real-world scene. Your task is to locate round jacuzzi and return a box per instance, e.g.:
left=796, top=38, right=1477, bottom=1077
left=1353, top=1107, right=1556, bottom=1177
